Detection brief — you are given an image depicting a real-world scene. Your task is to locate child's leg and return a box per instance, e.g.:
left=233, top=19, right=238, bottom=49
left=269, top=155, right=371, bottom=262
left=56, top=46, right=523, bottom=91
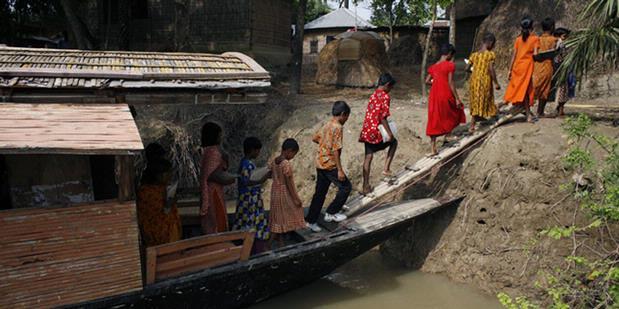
left=469, top=116, right=476, bottom=132
left=306, top=169, right=331, bottom=223
left=325, top=169, right=352, bottom=215
left=362, top=152, right=373, bottom=194
left=383, top=139, right=398, bottom=174
left=431, top=136, right=438, bottom=155
left=537, top=99, right=547, bottom=117
left=557, top=101, right=566, bottom=116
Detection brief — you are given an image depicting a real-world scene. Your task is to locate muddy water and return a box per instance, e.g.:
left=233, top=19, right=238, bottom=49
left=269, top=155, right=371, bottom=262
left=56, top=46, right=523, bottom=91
left=253, top=249, right=501, bottom=309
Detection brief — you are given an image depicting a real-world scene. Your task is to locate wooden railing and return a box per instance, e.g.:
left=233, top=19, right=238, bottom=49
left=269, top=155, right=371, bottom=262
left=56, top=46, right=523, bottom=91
left=146, top=231, right=254, bottom=284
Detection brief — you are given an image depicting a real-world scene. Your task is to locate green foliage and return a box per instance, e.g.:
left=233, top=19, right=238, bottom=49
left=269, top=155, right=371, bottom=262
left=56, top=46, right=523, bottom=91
left=0, top=0, right=64, bottom=46
left=497, top=292, right=540, bottom=309
left=369, top=0, right=432, bottom=27
left=305, top=0, right=332, bottom=22
left=556, top=0, right=619, bottom=83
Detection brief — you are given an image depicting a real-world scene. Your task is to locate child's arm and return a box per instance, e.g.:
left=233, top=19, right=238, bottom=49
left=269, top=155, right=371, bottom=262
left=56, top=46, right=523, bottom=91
left=208, top=166, right=236, bottom=185
left=312, top=129, right=321, bottom=144
left=425, top=73, right=433, bottom=85
left=489, top=61, right=500, bottom=90
left=284, top=166, right=303, bottom=208
left=448, top=71, right=463, bottom=107
left=334, top=149, right=346, bottom=181
left=508, top=49, right=517, bottom=80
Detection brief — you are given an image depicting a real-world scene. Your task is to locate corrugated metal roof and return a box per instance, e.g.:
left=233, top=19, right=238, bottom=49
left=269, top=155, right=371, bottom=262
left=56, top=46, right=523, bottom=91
left=305, top=8, right=375, bottom=30
left=0, top=47, right=270, bottom=90
left=0, top=103, right=144, bottom=155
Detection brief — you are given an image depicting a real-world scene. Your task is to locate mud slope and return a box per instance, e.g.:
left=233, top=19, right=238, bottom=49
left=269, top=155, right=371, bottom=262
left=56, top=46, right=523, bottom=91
left=381, top=118, right=619, bottom=302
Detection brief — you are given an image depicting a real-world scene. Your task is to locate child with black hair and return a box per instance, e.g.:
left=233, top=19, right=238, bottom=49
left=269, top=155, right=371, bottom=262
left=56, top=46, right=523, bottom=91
left=306, top=101, right=352, bottom=232
left=269, top=138, right=305, bottom=246
left=467, top=33, right=500, bottom=132
left=504, top=16, right=540, bottom=123
left=425, top=43, right=466, bottom=156
left=359, top=73, right=398, bottom=195
left=553, top=27, right=574, bottom=117
left=533, top=17, right=558, bottom=117
left=233, top=137, right=271, bottom=253
left=199, top=122, right=236, bottom=235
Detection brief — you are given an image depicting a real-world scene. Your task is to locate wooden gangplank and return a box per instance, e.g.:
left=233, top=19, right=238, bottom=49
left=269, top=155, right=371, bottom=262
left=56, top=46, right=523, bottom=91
left=344, top=110, right=523, bottom=217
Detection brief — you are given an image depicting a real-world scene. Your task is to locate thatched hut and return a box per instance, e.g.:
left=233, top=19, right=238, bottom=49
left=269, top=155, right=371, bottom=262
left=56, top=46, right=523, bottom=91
left=316, top=31, right=388, bottom=88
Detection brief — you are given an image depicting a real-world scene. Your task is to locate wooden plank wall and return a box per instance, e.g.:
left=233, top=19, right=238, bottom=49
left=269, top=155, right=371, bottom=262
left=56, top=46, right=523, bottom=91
left=0, top=201, right=143, bottom=308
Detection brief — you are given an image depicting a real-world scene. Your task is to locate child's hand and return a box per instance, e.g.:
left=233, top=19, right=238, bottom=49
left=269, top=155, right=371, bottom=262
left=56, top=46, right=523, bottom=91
left=457, top=99, right=464, bottom=109
left=495, top=84, right=501, bottom=90
left=338, top=169, right=346, bottom=181
left=294, top=198, right=303, bottom=208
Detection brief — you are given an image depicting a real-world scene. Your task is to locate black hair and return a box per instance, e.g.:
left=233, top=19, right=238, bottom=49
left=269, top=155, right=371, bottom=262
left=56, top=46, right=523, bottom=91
left=201, top=122, right=222, bottom=147
left=482, top=33, right=496, bottom=46
left=520, top=17, right=534, bottom=42
left=145, top=143, right=166, bottom=163
left=332, top=101, right=351, bottom=116
left=141, top=159, right=173, bottom=185
left=378, top=73, right=397, bottom=87
left=554, top=27, right=571, bottom=37
left=243, top=136, right=262, bottom=155
left=282, top=138, right=300, bottom=152
left=541, top=17, right=555, bottom=32
left=440, top=43, right=456, bottom=56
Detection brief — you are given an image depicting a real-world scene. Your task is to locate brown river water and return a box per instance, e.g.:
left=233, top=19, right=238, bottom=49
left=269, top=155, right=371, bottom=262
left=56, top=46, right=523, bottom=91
left=253, top=249, right=501, bottom=309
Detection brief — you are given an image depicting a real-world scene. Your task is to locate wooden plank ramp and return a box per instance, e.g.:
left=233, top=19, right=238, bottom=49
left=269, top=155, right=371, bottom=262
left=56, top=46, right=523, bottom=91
left=0, top=201, right=143, bottom=309
left=344, top=110, right=524, bottom=217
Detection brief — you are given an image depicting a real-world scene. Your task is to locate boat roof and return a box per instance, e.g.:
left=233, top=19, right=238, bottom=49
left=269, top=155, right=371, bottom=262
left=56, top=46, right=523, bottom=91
left=0, top=47, right=270, bottom=90
left=0, top=103, right=143, bottom=155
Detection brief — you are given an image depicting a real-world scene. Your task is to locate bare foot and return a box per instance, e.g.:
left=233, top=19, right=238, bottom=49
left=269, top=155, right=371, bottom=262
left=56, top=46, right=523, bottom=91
left=360, top=186, right=374, bottom=196
left=382, top=170, right=393, bottom=177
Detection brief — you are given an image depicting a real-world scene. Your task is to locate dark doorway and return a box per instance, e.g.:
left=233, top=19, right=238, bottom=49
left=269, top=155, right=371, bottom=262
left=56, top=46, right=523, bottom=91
left=0, top=155, right=11, bottom=209
left=90, top=155, right=118, bottom=200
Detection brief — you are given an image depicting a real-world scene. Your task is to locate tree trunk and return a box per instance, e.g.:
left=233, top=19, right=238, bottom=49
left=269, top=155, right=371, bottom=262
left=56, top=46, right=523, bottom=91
left=449, top=1, right=456, bottom=46
left=60, top=0, right=93, bottom=49
left=291, top=0, right=307, bottom=95
left=421, top=0, right=438, bottom=99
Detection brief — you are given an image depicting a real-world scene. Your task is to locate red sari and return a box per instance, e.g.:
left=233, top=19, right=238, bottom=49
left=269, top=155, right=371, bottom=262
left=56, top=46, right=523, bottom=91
left=426, top=61, right=466, bottom=136
left=200, top=146, right=229, bottom=234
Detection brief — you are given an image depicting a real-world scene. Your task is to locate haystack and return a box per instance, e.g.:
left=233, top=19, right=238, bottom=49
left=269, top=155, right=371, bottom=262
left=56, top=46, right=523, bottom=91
left=316, top=31, right=389, bottom=88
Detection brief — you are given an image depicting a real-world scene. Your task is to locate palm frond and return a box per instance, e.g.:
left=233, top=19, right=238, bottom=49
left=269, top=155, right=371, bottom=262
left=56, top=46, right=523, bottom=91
left=580, top=0, right=619, bottom=23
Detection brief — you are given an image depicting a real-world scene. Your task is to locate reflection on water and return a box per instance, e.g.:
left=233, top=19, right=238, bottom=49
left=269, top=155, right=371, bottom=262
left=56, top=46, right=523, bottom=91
left=253, top=249, right=501, bottom=309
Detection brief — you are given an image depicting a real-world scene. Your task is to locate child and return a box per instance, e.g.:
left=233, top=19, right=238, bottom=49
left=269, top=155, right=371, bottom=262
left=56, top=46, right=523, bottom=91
left=233, top=137, right=271, bottom=253
left=553, top=27, right=573, bottom=117
left=269, top=138, right=305, bottom=246
left=504, top=16, right=540, bottom=123
left=136, top=158, right=182, bottom=247
left=425, top=44, right=466, bottom=156
left=359, top=73, right=398, bottom=195
left=467, top=33, right=500, bottom=132
left=306, top=101, right=352, bottom=232
left=533, top=17, right=558, bottom=117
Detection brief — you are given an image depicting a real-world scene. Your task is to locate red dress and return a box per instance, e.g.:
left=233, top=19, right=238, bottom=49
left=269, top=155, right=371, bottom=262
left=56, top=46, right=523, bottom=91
left=426, top=61, right=466, bottom=137
left=359, top=89, right=391, bottom=144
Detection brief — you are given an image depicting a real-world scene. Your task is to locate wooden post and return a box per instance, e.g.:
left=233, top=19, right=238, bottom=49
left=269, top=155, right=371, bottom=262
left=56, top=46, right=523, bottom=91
left=116, top=155, right=136, bottom=201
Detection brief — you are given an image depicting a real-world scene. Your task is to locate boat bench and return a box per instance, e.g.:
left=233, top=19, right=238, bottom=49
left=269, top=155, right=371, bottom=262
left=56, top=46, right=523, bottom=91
left=146, top=230, right=254, bottom=284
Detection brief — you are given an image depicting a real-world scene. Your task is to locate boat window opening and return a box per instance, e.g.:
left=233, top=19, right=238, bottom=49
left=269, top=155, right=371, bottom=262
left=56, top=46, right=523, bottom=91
left=90, top=155, right=119, bottom=201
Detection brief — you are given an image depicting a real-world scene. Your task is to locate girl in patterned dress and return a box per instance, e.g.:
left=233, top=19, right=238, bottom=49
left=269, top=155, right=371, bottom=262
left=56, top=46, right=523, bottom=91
left=553, top=27, right=573, bottom=117
left=233, top=137, right=271, bottom=253
left=269, top=138, right=305, bottom=247
left=467, top=33, right=500, bottom=132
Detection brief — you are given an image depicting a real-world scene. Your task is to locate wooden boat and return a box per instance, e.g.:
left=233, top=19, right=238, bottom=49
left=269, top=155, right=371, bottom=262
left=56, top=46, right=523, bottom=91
left=67, top=196, right=462, bottom=309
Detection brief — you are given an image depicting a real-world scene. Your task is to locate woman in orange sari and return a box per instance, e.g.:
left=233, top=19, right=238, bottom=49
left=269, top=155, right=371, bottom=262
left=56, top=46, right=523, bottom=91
left=504, top=17, right=540, bottom=123
left=136, top=158, right=182, bottom=247
left=200, top=122, right=235, bottom=234
left=533, top=17, right=558, bottom=117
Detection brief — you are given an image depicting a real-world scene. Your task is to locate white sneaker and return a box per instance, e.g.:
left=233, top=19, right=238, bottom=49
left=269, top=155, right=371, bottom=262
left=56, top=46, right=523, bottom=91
left=341, top=205, right=350, bottom=212
left=306, top=222, right=322, bottom=233
left=324, top=213, right=347, bottom=223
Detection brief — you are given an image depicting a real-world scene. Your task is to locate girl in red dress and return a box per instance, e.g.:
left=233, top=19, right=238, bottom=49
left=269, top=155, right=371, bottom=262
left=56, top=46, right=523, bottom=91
left=425, top=44, right=466, bottom=155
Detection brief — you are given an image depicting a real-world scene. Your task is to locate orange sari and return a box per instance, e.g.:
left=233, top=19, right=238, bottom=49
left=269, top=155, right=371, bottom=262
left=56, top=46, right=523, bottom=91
left=136, top=184, right=182, bottom=247
left=504, top=35, right=540, bottom=106
left=533, top=34, right=558, bottom=101
left=200, top=146, right=229, bottom=234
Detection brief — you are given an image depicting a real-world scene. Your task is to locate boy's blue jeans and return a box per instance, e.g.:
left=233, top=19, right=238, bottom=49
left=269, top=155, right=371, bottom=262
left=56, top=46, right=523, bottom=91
left=306, top=168, right=352, bottom=224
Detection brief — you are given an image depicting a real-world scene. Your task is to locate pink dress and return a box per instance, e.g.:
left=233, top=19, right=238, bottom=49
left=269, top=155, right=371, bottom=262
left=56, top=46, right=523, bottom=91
left=268, top=159, right=306, bottom=233
left=200, top=146, right=229, bottom=234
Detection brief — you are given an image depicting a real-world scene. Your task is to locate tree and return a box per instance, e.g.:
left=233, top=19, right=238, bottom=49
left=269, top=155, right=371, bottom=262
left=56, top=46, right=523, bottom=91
left=370, top=0, right=431, bottom=46
left=291, top=0, right=308, bottom=94
left=60, top=0, right=94, bottom=49
left=420, top=0, right=438, bottom=98
left=0, top=0, right=65, bottom=46
left=306, top=0, right=332, bottom=22
left=556, top=0, right=618, bottom=84
left=448, top=0, right=455, bottom=46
